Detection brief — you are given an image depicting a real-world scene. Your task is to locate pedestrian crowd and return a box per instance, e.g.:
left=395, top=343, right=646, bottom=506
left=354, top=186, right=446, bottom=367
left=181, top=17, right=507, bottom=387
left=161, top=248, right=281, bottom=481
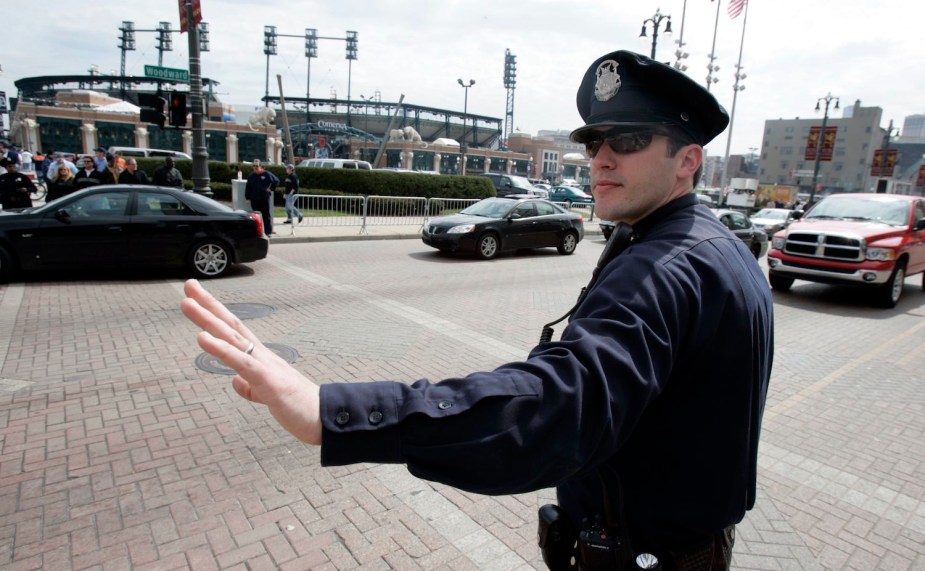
left=0, top=143, right=185, bottom=208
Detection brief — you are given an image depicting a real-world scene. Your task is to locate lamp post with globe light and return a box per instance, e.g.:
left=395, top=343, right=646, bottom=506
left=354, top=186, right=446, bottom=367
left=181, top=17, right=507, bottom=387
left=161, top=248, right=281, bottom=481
left=809, top=93, right=839, bottom=205
left=458, top=78, right=475, bottom=176
left=639, top=9, right=672, bottom=60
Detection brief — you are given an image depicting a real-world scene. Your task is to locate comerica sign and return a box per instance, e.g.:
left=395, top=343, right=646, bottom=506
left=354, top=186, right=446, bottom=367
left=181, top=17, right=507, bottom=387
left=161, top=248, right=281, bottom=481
left=143, top=65, right=190, bottom=83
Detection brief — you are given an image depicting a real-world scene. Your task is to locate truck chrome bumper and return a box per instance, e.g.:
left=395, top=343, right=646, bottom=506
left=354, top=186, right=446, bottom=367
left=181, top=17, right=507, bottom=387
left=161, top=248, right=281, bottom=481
left=767, top=257, right=893, bottom=285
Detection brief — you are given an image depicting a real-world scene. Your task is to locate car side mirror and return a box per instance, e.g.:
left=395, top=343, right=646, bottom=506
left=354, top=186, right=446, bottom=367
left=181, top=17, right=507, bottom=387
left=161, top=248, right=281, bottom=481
left=792, top=210, right=803, bottom=220
left=54, top=209, right=72, bottom=224
left=914, top=217, right=925, bottom=231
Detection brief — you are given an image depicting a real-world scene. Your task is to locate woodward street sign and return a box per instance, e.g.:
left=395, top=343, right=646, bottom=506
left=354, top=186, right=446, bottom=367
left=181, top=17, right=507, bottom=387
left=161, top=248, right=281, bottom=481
left=144, top=65, right=189, bottom=83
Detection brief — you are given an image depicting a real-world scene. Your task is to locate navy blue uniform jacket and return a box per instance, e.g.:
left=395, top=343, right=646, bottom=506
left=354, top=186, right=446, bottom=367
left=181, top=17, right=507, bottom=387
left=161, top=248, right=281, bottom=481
left=320, top=193, right=774, bottom=549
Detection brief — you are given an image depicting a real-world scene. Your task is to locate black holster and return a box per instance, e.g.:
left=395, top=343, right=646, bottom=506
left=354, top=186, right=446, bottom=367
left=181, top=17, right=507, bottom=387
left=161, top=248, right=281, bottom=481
left=537, top=504, right=576, bottom=570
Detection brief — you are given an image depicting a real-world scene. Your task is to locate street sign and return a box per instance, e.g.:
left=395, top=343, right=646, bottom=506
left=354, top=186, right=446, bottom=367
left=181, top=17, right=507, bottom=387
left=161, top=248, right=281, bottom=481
left=792, top=169, right=814, bottom=179
left=144, top=65, right=189, bottom=83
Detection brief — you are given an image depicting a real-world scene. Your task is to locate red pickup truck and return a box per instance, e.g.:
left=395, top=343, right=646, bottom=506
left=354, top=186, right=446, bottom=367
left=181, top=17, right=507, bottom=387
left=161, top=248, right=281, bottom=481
left=767, top=193, right=925, bottom=308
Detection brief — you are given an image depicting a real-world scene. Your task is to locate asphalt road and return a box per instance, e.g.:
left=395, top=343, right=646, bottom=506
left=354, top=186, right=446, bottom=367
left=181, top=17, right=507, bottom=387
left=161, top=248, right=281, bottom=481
left=1, top=236, right=923, bottom=570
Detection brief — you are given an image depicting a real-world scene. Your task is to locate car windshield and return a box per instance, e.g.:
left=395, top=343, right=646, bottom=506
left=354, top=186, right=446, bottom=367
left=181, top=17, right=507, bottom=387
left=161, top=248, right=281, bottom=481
left=753, top=209, right=789, bottom=220
left=460, top=198, right=516, bottom=218
left=806, top=196, right=910, bottom=226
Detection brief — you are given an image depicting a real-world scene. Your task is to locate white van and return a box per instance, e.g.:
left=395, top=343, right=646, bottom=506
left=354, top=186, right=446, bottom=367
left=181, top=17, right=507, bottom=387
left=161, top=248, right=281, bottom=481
left=107, top=146, right=192, bottom=161
left=297, top=158, right=372, bottom=170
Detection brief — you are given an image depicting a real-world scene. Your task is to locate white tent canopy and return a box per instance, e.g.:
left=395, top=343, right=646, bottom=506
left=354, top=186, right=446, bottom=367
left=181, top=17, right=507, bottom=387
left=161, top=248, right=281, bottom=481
left=96, top=101, right=141, bottom=114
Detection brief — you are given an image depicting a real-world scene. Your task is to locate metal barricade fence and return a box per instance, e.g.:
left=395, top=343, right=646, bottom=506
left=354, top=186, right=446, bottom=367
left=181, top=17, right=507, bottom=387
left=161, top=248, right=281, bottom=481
left=363, top=196, right=428, bottom=234
left=551, top=201, right=597, bottom=221
left=426, top=198, right=480, bottom=221
left=288, top=195, right=585, bottom=234
left=294, top=194, right=365, bottom=229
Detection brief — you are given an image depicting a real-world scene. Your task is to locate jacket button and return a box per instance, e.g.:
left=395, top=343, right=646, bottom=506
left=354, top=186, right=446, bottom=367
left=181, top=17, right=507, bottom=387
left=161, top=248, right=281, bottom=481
left=335, top=411, right=350, bottom=425
left=437, top=400, right=453, bottom=410
left=368, top=410, right=383, bottom=424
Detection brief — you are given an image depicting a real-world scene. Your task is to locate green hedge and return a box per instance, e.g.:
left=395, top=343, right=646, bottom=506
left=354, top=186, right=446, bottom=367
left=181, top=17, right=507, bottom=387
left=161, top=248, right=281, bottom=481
left=137, top=159, right=495, bottom=205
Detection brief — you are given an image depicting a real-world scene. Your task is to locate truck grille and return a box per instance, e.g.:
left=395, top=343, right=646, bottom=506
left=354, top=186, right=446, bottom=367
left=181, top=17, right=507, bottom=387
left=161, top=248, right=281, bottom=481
left=783, top=232, right=863, bottom=261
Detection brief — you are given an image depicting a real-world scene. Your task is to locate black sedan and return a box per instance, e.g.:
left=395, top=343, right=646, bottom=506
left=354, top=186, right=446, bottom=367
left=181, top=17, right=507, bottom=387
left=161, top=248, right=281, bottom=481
left=600, top=210, right=768, bottom=258
left=422, top=196, right=584, bottom=259
left=713, top=208, right=768, bottom=258
left=0, top=185, right=269, bottom=282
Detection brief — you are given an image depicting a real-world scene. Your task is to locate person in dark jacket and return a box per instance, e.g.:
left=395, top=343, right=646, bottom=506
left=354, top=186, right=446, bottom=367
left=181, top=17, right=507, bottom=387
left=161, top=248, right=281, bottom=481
left=47, top=163, right=77, bottom=201
left=118, top=158, right=149, bottom=184
left=282, top=164, right=303, bottom=224
left=0, top=157, right=35, bottom=209
left=152, top=157, right=183, bottom=188
left=181, top=50, right=773, bottom=570
left=73, top=156, right=104, bottom=190
left=244, top=160, right=278, bottom=235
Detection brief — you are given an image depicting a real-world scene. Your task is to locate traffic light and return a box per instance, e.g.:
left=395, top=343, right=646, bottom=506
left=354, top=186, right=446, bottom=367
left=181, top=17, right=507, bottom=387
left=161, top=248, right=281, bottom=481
left=169, top=92, right=187, bottom=127
left=138, top=92, right=167, bottom=128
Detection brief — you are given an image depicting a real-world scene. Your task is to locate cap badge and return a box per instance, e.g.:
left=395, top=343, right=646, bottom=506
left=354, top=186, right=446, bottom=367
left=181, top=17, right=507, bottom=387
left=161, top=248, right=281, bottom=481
left=594, top=60, right=622, bottom=102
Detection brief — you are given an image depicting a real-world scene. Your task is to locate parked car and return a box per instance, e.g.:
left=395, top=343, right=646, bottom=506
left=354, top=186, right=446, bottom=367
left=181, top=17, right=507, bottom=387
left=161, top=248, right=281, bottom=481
left=107, top=146, right=192, bottom=161
left=767, top=193, right=925, bottom=308
left=477, top=173, right=537, bottom=197
left=714, top=208, right=768, bottom=259
left=0, top=185, right=269, bottom=282
left=749, top=207, right=796, bottom=235
left=602, top=208, right=768, bottom=258
left=421, top=196, right=584, bottom=259
left=548, top=185, right=594, bottom=206
left=297, top=158, right=372, bottom=170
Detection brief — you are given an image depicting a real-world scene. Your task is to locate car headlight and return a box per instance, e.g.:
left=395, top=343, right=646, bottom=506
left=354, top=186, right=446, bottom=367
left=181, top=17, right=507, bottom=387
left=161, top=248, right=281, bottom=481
left=448, top=224, right=476, bottom=234
left=866, top=247, right=896, bottom=261
left=772, top=236, right=786, bottom=250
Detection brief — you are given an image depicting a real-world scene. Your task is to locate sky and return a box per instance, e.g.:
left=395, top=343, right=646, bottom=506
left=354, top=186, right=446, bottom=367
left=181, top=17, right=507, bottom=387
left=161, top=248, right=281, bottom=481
left=2, top=0, right=923, bottom=158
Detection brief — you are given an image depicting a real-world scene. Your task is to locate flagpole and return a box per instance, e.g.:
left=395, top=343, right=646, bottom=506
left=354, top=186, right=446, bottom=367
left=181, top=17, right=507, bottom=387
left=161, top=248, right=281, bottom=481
left=718, top=0, right=749, bottom=199
left=706, top=0, right=722, bottom=91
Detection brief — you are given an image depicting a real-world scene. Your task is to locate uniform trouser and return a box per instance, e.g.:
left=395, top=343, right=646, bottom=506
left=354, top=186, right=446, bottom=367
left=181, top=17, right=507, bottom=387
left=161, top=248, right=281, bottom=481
left=660, top=525, right=735, bottom=571
left=284, top=193, right=302, bottom=220
left=250, top=198, right=273, bottom=235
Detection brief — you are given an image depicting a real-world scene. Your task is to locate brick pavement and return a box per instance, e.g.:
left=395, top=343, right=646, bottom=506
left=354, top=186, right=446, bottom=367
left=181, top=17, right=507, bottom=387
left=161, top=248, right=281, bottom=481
left=0, top=235, right=924, bottom=570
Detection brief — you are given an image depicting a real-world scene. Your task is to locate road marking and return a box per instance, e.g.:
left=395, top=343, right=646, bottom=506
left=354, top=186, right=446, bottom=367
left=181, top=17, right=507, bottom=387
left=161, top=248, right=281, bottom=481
left=265, top=256, right=527, bottom=363
left=263, top=256, right=532, bottom=568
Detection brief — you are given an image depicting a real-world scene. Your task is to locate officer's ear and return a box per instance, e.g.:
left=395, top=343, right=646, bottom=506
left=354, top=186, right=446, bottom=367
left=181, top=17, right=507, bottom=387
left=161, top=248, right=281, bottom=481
left=675, top=143, right=702, bottom=183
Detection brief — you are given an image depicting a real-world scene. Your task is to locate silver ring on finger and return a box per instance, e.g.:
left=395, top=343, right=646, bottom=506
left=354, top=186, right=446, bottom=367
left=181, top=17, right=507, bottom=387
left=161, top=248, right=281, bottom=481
left=243, top=341, right=255, bottom=355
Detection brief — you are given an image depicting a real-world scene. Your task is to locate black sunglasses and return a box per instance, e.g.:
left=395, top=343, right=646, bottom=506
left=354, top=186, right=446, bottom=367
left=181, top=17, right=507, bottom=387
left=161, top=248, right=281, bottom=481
left=584, top=131, right=661, bottom=158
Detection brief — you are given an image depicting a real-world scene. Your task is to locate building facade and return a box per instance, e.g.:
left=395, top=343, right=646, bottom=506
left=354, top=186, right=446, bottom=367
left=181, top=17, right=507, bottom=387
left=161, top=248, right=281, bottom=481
left=758, top=100, right=885, bottom=194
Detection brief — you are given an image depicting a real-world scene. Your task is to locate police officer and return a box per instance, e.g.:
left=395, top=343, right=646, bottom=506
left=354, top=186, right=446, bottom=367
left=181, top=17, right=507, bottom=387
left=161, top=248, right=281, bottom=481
left=181, top=50, right=773, bottom=570
left=0, top=157, right=35, bottom=210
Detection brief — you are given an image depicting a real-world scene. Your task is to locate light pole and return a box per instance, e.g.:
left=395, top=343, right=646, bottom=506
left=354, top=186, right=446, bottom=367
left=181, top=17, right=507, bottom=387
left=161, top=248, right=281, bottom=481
left=809, top=93, right=839, bottom=205
left=639, top=9, right=672, bottom=60
left=458, top=78, right=475, bottom=176
left=672, top=0, right=689, bottom=72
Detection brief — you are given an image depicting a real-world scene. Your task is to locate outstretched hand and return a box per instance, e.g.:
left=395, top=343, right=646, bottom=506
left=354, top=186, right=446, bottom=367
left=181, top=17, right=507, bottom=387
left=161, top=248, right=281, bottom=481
left=180, top=279, right=323, bottom=445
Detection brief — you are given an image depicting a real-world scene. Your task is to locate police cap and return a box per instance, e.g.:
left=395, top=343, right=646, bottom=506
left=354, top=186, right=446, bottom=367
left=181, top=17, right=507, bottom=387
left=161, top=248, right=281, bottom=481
left=569, top=50, right=729, bottom=146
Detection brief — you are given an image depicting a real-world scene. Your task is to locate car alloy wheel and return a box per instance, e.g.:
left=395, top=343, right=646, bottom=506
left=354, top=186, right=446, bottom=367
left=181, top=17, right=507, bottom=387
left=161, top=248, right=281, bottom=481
left=189, top=240, right=231, bottom=278
left=557, top=231, right=579, bottom=255
left=476, top=233, right=500, bottom=260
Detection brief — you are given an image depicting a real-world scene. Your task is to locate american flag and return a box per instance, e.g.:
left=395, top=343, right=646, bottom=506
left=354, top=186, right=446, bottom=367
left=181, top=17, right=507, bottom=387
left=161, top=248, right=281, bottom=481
left=728, top=0, right=748, bottom=19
